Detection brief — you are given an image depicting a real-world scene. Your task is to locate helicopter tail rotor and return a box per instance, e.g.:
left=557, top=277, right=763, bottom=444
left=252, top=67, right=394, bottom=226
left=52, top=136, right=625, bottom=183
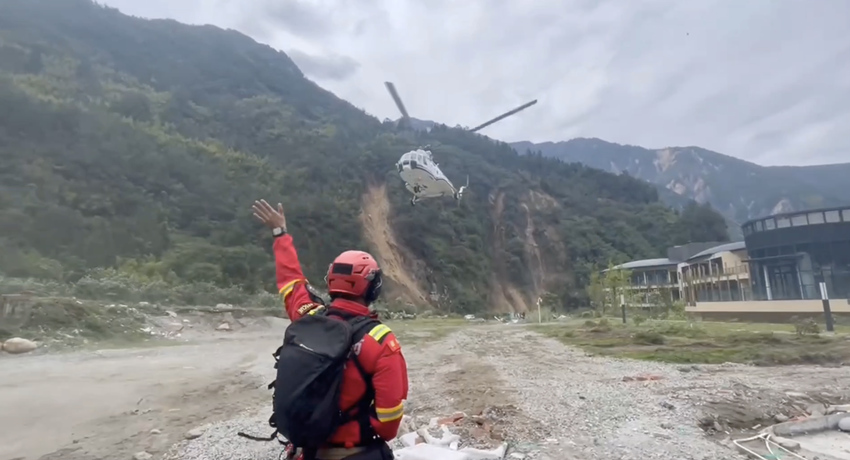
left=455, top=175, right=469, bottom=201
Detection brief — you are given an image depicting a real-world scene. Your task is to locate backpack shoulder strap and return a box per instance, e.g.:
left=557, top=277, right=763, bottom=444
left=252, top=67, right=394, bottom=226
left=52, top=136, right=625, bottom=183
left=330, top=312, right=385, bottom=446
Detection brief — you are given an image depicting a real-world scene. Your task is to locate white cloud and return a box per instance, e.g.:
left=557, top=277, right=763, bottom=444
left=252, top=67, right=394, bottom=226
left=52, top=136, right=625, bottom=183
left=100, top=0, right=850, bottom=166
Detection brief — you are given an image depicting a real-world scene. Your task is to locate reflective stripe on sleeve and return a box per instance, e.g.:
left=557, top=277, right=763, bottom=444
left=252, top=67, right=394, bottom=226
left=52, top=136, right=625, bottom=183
left=375, top=402, right=404, bottom=423
left=279, top=279, right=304, bottom=299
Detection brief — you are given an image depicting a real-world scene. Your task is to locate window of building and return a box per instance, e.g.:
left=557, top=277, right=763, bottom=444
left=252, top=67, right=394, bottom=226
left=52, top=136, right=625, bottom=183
left=791, top=214, right=808, bottom=226
left=743, top=225, right=751, bottom=236
left=843, top=209, right=850, bottom=222
left=825, top=210, right=841, bottom=223
left=776, top=217, right=791, bottom=228
left=755, top=220, right=764, bottom=231
left=764, top=218, right=776, bottom=230
left=808, top=212, right=825, bottom=224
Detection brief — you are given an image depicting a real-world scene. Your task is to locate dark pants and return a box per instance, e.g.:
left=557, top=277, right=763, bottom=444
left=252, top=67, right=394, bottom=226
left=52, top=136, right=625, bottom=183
left=312, top=442, right=394, bottom=460
left=342, top=443, right=394, bottom=460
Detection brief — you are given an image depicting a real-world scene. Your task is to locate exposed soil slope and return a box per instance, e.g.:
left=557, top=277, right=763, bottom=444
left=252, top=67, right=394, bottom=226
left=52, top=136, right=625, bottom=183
left=360, top=183, right=429, bottom=306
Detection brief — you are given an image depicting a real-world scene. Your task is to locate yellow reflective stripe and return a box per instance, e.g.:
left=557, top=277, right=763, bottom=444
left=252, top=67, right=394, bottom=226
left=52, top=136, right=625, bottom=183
left=279, top=279, right=304, bottom=299
left=307, top=305, right=324, bottom=315
left=376, top=402, right=404, bottom=422
left=368, top=324, right=391, bottom=342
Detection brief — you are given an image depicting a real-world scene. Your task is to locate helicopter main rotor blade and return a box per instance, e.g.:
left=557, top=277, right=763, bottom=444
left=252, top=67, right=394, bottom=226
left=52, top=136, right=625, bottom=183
left=468, top=99, right=538, bottom=133
left=384, top=81, right=411, bottom=123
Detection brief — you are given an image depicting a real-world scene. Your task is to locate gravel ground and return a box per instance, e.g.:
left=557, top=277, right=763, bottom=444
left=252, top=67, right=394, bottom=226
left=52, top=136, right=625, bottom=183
left=464, top=327, right=744, bottom=460
left=163, top=324, right=849, bottom=460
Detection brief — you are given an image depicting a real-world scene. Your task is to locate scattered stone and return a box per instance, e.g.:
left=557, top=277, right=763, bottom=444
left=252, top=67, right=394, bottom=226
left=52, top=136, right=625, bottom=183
left=215, top=322, right=231, bottom=331
left=185, top=427, right=206, bottom=439
left=166, top=310, right=178, bottom=317
left=774, top=413, right=789, bottom=423
left=622, top=374, right=664, bottom=382
left=133, top=452, right=153, bottom=460
left=659, top=401, right=675, bottom=410
left=150, top=429, right=162, bottom=435
left=2, top=337, right=37, bottom=354
left=838, top=416, right=850, bottom=432
left=774, top=437, right=801, bottom=452
left=806, top=403, right=826, bottom=417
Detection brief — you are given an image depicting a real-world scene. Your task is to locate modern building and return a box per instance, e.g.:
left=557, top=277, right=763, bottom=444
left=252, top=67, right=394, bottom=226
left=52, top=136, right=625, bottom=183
left=607, top=205, right=850, bottom=319
left=679, top=241, right=750, bottom=304
left=741, top=206, right=850, bottom=301
left=608, top=242, right=725, bottom=306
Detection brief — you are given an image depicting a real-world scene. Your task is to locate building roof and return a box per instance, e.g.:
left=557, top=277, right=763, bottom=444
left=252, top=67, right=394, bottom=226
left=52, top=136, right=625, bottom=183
left=741, top=205, right=849, bottom=227
left=608, top=258, right=678, bottom=271
left=686, top=241, right=747, bottom=261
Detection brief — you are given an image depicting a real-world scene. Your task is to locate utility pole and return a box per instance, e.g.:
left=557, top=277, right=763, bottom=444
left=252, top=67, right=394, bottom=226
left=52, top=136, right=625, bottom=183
left=537, top=297, right=542, bottom=324
left=819, top=282, right=835, bottom=332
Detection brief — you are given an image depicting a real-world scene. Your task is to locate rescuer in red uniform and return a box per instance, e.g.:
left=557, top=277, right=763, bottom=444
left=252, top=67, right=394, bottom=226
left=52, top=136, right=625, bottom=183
left=252, top=199, right=409, bottom=460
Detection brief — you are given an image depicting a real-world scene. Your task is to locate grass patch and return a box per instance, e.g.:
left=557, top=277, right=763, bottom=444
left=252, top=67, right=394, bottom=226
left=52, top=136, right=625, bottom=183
left=386, top=317, right=471, bottom=346
left=1, top=296, right=155, bottom=346
left=533, top=318, right=850, bottom=366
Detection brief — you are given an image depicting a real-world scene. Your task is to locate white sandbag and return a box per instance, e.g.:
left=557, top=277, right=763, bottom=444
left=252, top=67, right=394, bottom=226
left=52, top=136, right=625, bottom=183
left=416, top=426, right=460, bottom=447
left=459, top=443, right=508, bottom=459
left=399, top=431, right=420, bottom=447
left=394, top=443, right=471, bottom=460
left=2, top=337, right=37, bottom=354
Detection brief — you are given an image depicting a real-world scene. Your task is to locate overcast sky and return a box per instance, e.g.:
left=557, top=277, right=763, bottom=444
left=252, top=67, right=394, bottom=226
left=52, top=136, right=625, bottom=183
left=101, top=0, right=850, bottom=166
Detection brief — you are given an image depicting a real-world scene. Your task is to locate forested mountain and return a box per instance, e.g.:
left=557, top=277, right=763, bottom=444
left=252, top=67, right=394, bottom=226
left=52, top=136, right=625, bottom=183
left=510, top=139, right=850, bottom=236
left=0, top=0, right=729, bottom=313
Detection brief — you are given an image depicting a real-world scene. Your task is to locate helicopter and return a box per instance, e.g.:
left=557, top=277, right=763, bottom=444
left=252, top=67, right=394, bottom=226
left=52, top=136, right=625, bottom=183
left=385, top=81, right=538, bottom=206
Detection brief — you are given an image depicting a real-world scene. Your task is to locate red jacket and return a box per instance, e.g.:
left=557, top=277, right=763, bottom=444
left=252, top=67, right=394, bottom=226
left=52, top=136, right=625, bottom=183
left=273, top=234, right=409, bottom=447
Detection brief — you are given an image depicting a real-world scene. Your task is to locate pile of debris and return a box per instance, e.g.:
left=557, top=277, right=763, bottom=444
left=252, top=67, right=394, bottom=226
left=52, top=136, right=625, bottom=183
left=392, top=408, right=520, bottom=460
left=733, top=403, right=850, bottom=460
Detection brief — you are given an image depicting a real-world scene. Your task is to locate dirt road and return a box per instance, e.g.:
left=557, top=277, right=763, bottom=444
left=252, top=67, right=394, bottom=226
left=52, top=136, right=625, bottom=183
left=3, top=321, right=848, bottom=460
left=0, top=318, right=289, bottom=460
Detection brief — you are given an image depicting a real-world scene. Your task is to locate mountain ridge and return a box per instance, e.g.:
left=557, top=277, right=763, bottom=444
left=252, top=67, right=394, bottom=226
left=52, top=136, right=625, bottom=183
left=0, top=0, right=730, bottom=312
left=509, top=138, right=850, bottom=231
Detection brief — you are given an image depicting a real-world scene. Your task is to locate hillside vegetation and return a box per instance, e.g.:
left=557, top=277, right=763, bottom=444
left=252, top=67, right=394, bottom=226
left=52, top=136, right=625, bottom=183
left=0, top=0, right=728, bottom=313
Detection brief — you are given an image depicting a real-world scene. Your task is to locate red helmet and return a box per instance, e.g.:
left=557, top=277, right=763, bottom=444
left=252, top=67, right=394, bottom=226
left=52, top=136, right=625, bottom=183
left=326, top=250, right=383, bottom=304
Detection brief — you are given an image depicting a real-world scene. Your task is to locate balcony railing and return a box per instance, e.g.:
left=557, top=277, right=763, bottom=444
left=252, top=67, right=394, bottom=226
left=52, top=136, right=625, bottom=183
left=684, top=264, right=749, bottom=282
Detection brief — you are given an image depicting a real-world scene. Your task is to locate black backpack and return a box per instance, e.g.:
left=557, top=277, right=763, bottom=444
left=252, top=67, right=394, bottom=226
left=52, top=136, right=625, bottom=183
left=239, top=305, right=382, bottom=456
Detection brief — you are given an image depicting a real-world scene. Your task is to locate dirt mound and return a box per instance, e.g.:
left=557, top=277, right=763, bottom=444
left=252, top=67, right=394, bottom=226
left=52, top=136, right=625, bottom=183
left=360, top=183, right=429, bottom=306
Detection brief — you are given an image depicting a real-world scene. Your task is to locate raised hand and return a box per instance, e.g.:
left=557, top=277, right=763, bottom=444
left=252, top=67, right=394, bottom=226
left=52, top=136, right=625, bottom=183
left=252, top=199, right=287, bottom=231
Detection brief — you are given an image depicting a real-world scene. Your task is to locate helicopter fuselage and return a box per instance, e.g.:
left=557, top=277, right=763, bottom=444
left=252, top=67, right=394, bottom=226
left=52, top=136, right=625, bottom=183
left=397, top=149, right=457, bottom=199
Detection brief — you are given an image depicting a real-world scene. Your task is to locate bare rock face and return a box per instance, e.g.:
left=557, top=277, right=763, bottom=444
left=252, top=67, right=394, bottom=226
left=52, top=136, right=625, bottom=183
left=2, top=337, right=37, bottom=354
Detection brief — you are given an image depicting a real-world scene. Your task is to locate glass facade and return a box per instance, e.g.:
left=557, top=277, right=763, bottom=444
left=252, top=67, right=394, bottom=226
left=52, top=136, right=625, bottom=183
left=743, top=207, right=850, bottom=301
left=630, top=268, right=676, bottom=286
